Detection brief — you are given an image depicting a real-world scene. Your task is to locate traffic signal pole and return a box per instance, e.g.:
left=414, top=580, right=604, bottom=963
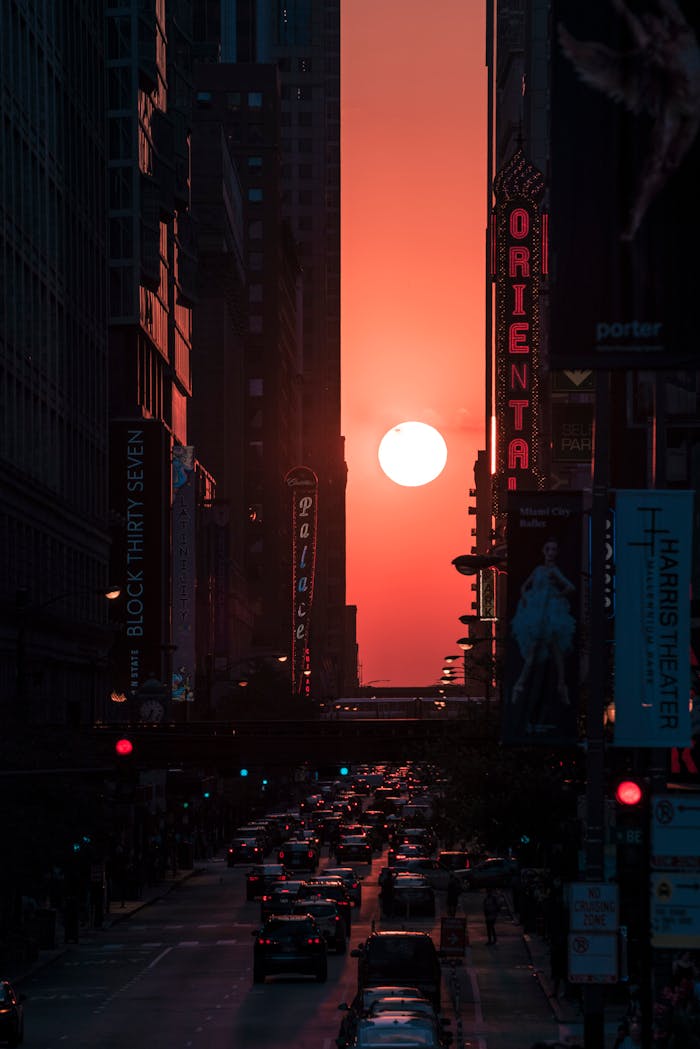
left=583, top=371, right=610, bottom=1049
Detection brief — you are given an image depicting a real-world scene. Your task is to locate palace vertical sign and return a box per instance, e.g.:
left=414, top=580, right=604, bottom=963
left=286, top=467, right=318, bottom=698
left=492, top=148, right=546, bottom=517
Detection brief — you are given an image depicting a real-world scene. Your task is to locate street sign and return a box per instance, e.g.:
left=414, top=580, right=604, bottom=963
left=567, top=932, right=618, bottom=983
left=570, top=882, right=618, bottom=932
left=651, top=793, right=700, bottom=869
left=439, top=916, right=467, bottom=956
left=650, top=872, right=700, bottom=948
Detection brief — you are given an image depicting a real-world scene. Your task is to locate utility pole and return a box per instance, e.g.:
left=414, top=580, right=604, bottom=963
left=583, top=371, right=610, bottom=1049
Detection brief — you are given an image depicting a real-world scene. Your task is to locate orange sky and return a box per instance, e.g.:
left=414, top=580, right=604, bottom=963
left=341, top=3, right=488, bottom=688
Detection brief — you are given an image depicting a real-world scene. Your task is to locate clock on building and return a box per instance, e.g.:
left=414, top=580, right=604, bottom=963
left=139, top=699, right=164, bottom=723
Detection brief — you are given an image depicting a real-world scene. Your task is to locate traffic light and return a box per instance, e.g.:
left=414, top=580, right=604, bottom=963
left=239, top=767, right=249, bottom=777
left=615, top=778, right=643, bottom=807
left=115, top=737, right=133, bottom=757
left=613, top=774, right=649, bottom=959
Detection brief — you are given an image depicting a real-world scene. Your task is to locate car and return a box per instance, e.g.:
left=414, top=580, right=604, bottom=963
left=292, top=898, right=347, bottom=953
left=390, top=873, right=436, bottom=917
left=297, top=878, right=353, bottom=932
left=336, top=835, right=373, bottom=863
left=391, top=856, right=452, bottom=891
left=0, top=979, right=25, bottom=1047
left=259, top=879, right=308, bottom=921
left=368, top=999, right=453, bottom=1045
left=277, top=839, right=319, bottom=872
left=458, top=857, right=518, bottom=890
left=351, top=1013, right=445, bottom=1048
left=351, top=930, right=443, bottom=1011
left=252, top=913, right=327, bottom=983
left=387, top=843, right=424, bottom=865
left=324, top=866, right=363, bottom=906
left=437, top=851, right=471, bottom=873
left=226, top=836, right=263, bottom=867
left=336, top=986, right=428, bottom=1049
left=245, top=863, right=289, bottom=901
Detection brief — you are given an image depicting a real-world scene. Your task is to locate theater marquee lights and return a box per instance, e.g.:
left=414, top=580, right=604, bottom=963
left=491, top=148, right=547, bottom=517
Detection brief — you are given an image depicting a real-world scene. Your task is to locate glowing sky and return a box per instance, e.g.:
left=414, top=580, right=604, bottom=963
left=341, top=2, right=487, bottom=687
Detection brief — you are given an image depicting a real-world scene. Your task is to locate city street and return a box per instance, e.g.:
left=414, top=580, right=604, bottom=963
left=10, top=848, right=622, bottom=1049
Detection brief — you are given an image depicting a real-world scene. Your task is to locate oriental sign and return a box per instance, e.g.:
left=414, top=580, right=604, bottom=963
left=492, top=148, right=546, bottom=517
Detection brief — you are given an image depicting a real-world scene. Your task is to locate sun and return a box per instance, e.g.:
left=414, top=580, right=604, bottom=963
left=378, top=421, right=448, bottom=487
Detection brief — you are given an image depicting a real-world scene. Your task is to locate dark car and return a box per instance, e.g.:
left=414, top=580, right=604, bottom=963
left=324, top=866, right=363, bottom=907
left=0, top=979, right=25, bottom=1047
left=297, top=878, right=353, bottom=932
left=259, top=879, right=307, bottom=921
left=277, top=839, right=319, bottom=872
left=226, top=835, right=263, bottom=867
left=458, top=857, right=518, bottom=890
left=291, top=898, right=347, bottom=953
left=351, top=930, right=443, bottom=1012
left=252, top=913, right=327, bottom=983
left=245, top=863, right=289, bottom=901
left=336, top=834, right=373, bottom=864
left=391, top=873, right=436, bottom=917
left=437, top=851, right=471, bottom=872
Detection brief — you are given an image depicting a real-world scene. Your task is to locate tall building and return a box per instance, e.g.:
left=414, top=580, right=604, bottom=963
left=106, top=0, right=205, bottom=722
left=210, top=0, right=348, bottom=702
left=0, top=1, right=112, bottom=725
left=190, top=62, right=304, bottom=711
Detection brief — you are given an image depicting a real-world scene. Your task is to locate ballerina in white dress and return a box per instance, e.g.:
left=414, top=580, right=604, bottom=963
left=510, top=538, right=576, bottom=706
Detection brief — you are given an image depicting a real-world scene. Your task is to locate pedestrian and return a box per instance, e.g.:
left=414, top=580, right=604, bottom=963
left=446, top=873, right=461, bottom=917
left=483, top=889, right=500, bottom=944
left=380, top=870, right=395, bottom=918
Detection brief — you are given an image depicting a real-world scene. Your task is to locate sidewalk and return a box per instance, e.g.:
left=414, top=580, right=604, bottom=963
left=520, top=924, right=628, bottom=1047
left=9, top=864, right=203, bottom=985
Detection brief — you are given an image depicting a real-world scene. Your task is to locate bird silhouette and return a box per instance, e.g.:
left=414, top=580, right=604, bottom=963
left=558, top=0, right=700, bottom=240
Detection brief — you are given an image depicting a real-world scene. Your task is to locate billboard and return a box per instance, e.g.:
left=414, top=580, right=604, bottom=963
left=110, top=419, right=171, bottom=703
left=286, top=467, right=318, bottom=697
left=503, top=491, right=584, bottom=744
left=171, top=445, right=196, bottom=703
left=551, top=404, right=594, bottom=463
left=550, top=1, right=699, bottom=369
left=613, top=489, right=693, bottom=747
left=492, top=148, right=546, bottom=517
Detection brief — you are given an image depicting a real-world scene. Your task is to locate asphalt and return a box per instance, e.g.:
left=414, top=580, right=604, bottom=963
left=8, top=865, right=626, bottom=1047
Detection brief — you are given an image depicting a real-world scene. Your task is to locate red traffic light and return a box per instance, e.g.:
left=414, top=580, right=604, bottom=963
left=115, top=738, right=134, bottom=757
left=615, top=779, right=643, bottom=806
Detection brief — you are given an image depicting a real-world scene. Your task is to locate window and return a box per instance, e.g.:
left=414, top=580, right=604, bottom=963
left=249, top=315, right=263, bottom=333
left=248, top=187, right=263, bottom=202
left=247, top=91, right=263, bottom=108
left=196, top=91, right=213, bottom=107
left=248, top=156, right=263, bottom=170
left=249, top=221, right=263, bottom=239
left=249, top=378, right=263, bottom=396
left=249, top=284, right=262, bottom=302
left=226, top=92, right=241, bottom=110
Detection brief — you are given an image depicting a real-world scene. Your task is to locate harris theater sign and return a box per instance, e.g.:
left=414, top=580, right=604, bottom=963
left=286, top=467, right=318, bottom=697
left=492, top=148, right=546, bottom=515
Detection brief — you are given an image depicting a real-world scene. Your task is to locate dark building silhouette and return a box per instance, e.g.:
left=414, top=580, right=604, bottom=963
left=0, top=2, right=112, bottom=724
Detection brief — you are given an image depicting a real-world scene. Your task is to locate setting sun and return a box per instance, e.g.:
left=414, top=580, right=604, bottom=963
left=377, top=421, right=448, bottom=487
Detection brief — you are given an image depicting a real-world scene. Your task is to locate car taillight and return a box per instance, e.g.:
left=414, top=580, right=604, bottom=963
left=334, top=915, right=342, bottom=923
left=257, top=937, right=273, bottom=945
left=307, top=851, right=314, bottom=859
left=307, top=936, right=322, bottom=944
left=279, top=850, right=285, bottom=859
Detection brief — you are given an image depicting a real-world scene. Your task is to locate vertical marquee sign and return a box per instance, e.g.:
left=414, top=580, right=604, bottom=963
left=286, top=467, right=318, bottom=697
left=492, top=148, right=547, bottom=518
